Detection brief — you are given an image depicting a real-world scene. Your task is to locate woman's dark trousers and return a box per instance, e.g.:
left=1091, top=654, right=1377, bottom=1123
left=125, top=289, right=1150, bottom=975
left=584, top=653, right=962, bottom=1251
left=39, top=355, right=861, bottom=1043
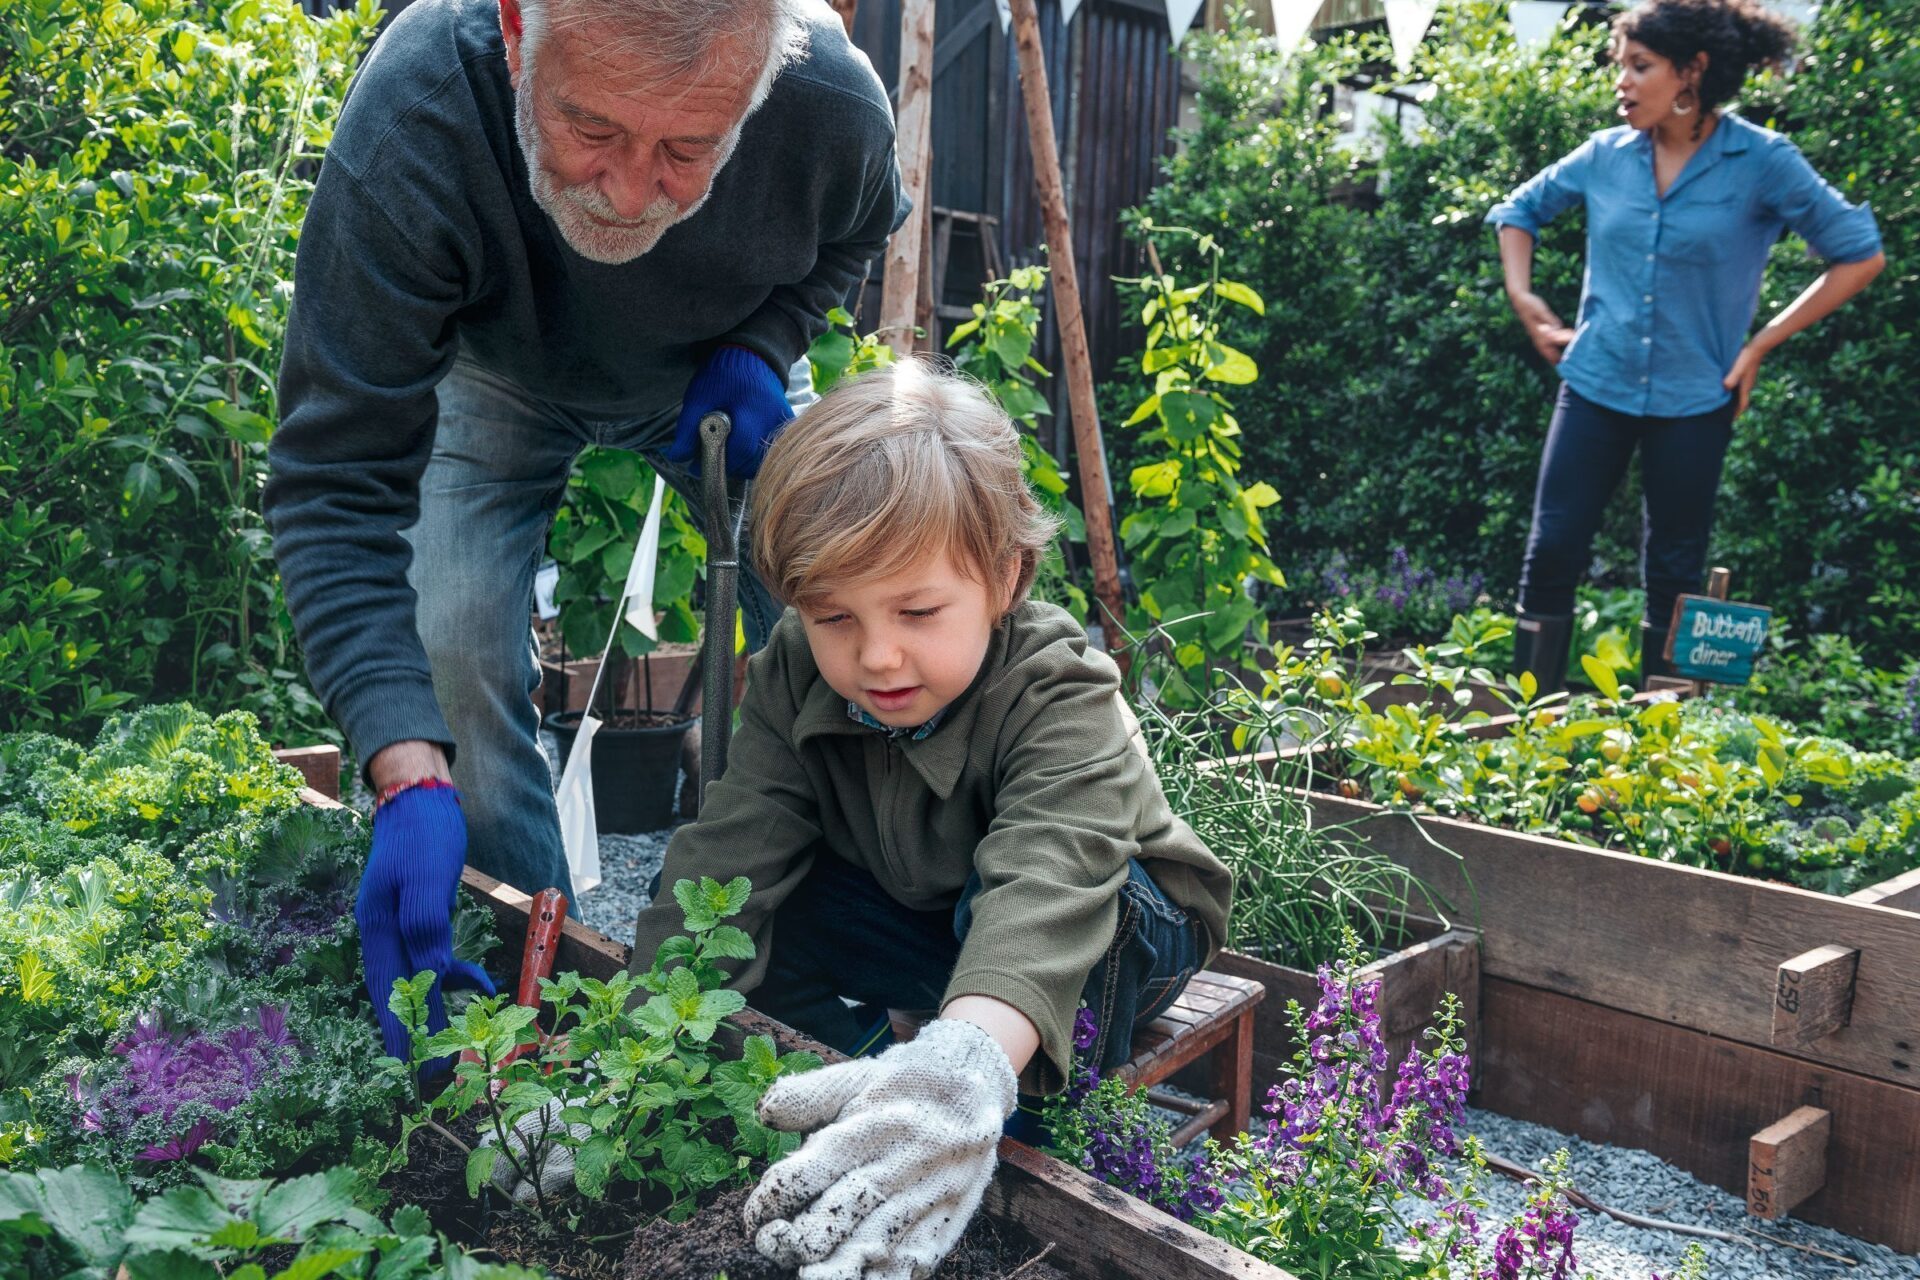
left=1517, top=383, right=1737, bottom=633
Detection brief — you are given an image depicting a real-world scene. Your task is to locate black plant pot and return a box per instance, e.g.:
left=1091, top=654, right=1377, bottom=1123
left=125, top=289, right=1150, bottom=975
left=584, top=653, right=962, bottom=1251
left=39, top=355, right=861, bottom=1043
left=544, top=710, right=695, bottom=834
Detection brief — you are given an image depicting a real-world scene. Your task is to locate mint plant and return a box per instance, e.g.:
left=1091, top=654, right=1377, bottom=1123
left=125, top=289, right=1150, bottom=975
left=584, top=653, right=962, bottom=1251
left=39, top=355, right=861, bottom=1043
left=390, top=877, right=818, bottom=1224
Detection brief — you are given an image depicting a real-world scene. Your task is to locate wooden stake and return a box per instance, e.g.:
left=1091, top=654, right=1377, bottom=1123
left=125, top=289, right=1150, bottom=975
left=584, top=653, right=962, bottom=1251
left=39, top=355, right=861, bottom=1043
left=1772, top=944, right=1860, bottom=1047
left=1006, top=0, right=1126, bottom=648
left=879, top=0, right=934, bottom=348
left=1749, top=1106, right=1832, bottom=1220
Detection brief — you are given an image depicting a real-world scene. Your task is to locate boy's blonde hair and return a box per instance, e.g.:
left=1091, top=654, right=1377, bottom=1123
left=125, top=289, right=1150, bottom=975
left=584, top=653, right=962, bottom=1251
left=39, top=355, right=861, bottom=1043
left=751, top=358, right=1062, bottom=611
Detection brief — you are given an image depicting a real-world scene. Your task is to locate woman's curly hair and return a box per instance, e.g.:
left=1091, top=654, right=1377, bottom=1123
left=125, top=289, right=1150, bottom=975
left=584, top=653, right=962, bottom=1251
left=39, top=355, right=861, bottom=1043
left=1612, top=0, right=1798, bottom=112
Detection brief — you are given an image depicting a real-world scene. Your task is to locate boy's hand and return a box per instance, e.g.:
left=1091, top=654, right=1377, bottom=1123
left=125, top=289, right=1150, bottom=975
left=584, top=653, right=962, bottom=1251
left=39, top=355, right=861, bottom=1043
left=744, top=1019, right=1016, bottom=1280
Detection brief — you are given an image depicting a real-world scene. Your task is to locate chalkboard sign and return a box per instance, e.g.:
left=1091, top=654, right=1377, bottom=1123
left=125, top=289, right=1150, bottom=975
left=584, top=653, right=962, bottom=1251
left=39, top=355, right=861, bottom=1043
left=1664, top=595, right=1771, bottom=684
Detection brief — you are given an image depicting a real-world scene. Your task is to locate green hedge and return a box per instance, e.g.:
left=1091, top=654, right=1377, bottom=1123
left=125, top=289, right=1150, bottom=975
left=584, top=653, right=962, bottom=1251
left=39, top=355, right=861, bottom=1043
left=1130, top=0, right=1916, bottom=661
left=1, top=0, right=377, bottom=738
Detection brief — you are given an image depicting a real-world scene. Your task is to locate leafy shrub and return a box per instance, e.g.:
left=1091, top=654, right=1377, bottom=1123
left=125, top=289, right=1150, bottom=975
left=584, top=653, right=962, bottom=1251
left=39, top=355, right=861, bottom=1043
left=1115, top=228, right=1283, bottom=704
left=1130, top=0, right=1920, bottom=662
left=1718, top=630, right=1920, bottom=758
left=1, top=0, right=379, bottom=740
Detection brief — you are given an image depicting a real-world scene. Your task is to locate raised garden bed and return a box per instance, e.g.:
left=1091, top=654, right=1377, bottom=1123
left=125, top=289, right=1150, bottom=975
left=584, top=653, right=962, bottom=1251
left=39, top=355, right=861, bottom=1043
left=448, top=856, right=1288, bottom=1280
left=1296, top=790, right=1920, bottom=1253
left=1209, top=920, right=1481, bottom=1094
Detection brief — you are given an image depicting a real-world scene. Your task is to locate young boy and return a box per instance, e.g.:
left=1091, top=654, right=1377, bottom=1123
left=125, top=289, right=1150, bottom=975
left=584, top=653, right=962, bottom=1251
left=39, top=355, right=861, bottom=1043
left=628, top=359, right=1231, bottom=1280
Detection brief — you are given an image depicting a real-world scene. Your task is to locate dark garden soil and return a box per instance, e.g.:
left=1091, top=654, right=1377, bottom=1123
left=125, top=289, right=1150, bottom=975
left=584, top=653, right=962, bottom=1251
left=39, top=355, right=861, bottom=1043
left=620, top=1186, right=1069, bottom=1280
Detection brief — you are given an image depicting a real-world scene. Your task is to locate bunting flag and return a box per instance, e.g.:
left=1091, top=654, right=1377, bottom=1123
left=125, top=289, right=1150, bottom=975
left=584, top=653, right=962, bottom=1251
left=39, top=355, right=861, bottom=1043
left=1508, top=1, right=1568, bottom=54
left=1272, top=0, right=1320, bottom=58
left=1383, top=0, right=1441, bottom=73
left=1167, top=0, right=1206, bottom=49
left=1061, top=0, right=1085, bottom=25
left=996, top=0, right=1011, bottom=32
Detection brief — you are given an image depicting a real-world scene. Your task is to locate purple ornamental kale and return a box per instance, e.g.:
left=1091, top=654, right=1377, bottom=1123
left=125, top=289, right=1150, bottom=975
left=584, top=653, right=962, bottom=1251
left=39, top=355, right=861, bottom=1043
left=79, top=1006, right=301, bottom=1163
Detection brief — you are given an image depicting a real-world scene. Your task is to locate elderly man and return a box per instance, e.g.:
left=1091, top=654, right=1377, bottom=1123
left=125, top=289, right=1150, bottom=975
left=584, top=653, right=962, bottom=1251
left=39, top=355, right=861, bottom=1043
left=265, top=0, right=900, bottom=1052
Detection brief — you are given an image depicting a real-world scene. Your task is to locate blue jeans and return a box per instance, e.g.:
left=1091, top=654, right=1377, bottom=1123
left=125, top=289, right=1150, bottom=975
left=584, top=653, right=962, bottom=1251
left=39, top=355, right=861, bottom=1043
left=1518, top=383, right=1737, bottom=628
left=709, top=854, right=1204, bottom=1078
left=403, top=358, right=798, bottom=905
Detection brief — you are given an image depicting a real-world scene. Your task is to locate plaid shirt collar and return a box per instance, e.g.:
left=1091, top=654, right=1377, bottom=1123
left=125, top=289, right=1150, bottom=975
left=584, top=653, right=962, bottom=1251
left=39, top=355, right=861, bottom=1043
left=846, top=700, right=948, bottom=742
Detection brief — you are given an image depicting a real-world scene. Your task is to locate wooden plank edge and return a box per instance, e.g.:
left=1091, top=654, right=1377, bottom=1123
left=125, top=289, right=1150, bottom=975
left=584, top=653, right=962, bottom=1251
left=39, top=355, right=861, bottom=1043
left=987, top=1138, right=1298, bottom=1280
left=1748, top=1105, right=1831, bottom=1221
left=1851, top=865, right=1920, bottom=913
left=1476, top=975, right=1920, bottom=1254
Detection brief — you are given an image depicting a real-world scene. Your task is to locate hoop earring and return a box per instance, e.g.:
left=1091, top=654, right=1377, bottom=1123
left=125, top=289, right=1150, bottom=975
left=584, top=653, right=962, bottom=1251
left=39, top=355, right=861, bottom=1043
left=1673, top=86, right=1696, bottom=116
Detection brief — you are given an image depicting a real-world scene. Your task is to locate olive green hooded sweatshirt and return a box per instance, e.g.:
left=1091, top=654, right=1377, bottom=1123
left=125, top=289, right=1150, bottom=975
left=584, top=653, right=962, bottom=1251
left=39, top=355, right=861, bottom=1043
left=628, top=600, right=1232, bottom=1092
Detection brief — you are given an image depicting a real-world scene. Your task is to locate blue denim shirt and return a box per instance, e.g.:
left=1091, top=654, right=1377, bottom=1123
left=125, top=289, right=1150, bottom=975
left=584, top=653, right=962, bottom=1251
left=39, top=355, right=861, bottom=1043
left=1487, top=114, right=1882, bottom=418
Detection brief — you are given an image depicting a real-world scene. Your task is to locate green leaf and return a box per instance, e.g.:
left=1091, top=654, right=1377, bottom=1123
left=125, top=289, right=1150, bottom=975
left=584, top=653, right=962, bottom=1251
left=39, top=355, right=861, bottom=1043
left=1580, top=654, right=1620, bottom=701
left=1212, top=279, right=1265, bottom=314
left=127, top=1183, right=232, bottom=1254
left=1122, top=394, right=1161, bottom=427
left=1130, top=459, right=1181, bottom=499
left=256, top=1167, right=360, bottom=1241
left=572, top=1132, right=618, bottom=1200
left=206, top=1219, right=264, bottom=1249
left=13, top=1165, right=134, bottom=1267
left=1156, top=389, right=1219, bottom=443
left=465, top=1145, right=500, bottom=1199
left=701, top=924, right=756, bottom=961
left=1203, top=343, right=1258, bottom=385
left=272, top=1246, right=372, bottom=1280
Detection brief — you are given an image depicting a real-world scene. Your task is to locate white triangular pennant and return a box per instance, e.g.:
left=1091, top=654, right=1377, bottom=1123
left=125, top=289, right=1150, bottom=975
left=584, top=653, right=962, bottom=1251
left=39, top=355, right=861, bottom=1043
left=621, top=474, right=668, bottom=641
left=995, top=0, right=1011, bottom=32
left=1166, top=0, right=1206, bottom=48
left=1060, top=0, right=1084, bottom=25
left=555, top=714, right=602, bottom=895
left=1383, top=0, right=1441, bottom=73
left=1272, top=0, right=1320, bottom=58
left=1508, top=1, right=1568, bottom=54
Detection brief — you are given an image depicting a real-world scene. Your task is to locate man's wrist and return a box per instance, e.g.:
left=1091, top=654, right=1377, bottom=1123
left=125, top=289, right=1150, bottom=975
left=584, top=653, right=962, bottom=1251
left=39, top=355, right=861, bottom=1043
left=368, top=739, right=453, bottom=792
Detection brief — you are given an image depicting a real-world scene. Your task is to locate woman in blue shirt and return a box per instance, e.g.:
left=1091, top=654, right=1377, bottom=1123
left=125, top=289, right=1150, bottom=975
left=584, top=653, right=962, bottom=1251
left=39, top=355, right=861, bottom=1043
left=1488, top=0, right=1884, bottom=690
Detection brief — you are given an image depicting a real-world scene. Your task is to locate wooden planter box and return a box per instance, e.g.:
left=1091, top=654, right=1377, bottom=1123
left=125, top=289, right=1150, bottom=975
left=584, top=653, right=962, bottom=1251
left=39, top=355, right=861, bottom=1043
left=459, top=866, right=1289, bottom=1280
left=1210, top=922, right=1481, bottom=1097
left=1305, top=792, right=1920, bottom=1253
left=537, top=644, right=701, bottom=716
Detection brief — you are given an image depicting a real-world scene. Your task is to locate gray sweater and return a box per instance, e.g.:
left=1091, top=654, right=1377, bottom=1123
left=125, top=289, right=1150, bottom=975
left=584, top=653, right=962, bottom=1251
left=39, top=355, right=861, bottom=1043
left=265, top=0, right=901, bottom=767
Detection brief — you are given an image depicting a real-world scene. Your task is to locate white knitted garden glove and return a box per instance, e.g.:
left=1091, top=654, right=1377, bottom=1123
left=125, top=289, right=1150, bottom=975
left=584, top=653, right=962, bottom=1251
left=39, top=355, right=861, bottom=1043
left=743, top=1018, right=1017, bottom=1280
left=478, top=1101, right=593, bottom=1204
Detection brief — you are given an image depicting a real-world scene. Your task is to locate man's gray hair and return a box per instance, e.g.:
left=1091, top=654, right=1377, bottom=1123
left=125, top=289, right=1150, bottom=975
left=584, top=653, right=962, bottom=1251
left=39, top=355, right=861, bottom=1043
left=519, top=0, right=811, bottom=106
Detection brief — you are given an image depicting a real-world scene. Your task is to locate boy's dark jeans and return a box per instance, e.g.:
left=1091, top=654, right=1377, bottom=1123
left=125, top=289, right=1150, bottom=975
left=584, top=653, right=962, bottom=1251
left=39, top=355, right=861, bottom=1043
left=1518, top=383, right=1737, bottom=629
left=658, top=854, right=1203, bottom=1076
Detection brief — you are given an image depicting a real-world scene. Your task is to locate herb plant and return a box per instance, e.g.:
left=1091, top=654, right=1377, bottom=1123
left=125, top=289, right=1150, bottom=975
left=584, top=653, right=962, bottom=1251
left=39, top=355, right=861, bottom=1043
left=390, top=876, right=818, bottom=1224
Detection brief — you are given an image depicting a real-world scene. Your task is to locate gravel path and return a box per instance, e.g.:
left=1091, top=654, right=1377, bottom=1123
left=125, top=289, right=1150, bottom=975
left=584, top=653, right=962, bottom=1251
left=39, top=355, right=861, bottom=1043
left=1452, top=1108, right=1917, bottom=1280
left=539, top=727, right=676, bottom=941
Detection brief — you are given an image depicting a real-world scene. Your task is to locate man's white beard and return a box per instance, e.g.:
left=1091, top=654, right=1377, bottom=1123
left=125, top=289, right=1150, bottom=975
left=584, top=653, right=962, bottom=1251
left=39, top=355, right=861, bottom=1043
left=513, top=67, right=737, bottom=266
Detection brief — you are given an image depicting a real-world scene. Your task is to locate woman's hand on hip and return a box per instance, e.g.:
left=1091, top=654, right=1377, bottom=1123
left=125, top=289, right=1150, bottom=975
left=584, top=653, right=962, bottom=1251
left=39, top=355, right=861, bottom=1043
left=1511, top=292, right=1574, bottom=365
left=1723, top=343, right=1765, bottom=418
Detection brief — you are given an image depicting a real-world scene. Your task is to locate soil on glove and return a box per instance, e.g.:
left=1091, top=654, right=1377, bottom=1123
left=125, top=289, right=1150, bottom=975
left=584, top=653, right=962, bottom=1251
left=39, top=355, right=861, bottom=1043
left=620, top=1186, right=1070, bottom=1280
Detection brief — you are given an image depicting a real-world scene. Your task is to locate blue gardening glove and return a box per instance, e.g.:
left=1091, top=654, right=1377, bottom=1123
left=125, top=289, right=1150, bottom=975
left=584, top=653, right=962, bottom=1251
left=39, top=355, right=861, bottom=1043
left=668, top=345, right=795, bottom=479
left=356, top=782, right=495, bottom=1060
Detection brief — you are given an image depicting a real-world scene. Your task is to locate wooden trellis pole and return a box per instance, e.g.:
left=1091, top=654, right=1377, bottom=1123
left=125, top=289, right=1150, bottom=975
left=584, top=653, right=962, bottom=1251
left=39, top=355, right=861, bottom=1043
left=879, top=0, right=935, bottom=347
left=1005, top=0, right=1125, bottom=648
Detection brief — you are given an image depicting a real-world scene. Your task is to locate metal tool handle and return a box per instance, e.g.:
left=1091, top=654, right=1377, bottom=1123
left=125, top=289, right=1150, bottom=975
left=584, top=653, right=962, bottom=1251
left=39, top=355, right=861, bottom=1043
left=698, top=412, right=743, bottom=804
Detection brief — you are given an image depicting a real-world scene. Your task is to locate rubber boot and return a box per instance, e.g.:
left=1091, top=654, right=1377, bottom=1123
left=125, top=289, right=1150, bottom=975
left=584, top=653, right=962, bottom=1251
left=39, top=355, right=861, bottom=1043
left=1512, top=612, right=1573, bottom=697
left=1640, top=623, right=1674, bottom=683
